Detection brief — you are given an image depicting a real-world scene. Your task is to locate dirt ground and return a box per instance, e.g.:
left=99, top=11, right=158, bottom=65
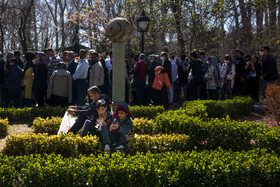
left=0, top=124, right=33, bottom=152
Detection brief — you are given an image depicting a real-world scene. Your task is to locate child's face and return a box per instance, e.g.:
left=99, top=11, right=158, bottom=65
left=97, top=106, right=107, bottom=117
left=118, top=110, right=127, bottom=120
left=9, top=61, right=14, bottom=66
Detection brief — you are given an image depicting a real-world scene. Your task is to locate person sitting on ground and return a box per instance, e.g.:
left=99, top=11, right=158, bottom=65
left=80, top=99, right=113, bottom=153
left=108, top=102, right=134, bottom=153
left=67, top=86, right=111, bottom=135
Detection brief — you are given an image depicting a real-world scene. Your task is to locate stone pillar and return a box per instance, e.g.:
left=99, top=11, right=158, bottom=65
left=105, top=17, right=132, bottom=107
left=112, top=42, right=126, bottom=105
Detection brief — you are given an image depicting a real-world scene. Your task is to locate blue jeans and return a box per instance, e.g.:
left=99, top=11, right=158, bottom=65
left=221, top=84, right=232, bottom=100
left=76, top=79, right=87, bottom=106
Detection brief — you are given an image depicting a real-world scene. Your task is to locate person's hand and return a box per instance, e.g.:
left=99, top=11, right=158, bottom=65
left=67, top=109, right=75, bottom=115
left=110, top=123, right=119, bottom=131
left=110, top=124, right=115, bottom=131
left=102, top=121, right=107, bottom=126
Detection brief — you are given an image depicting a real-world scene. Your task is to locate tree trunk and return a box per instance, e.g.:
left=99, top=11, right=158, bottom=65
left=232, top=0, right=239, bottom=30
left=33, top=4, right=38, bottom=51
left=58, top=0, right=66, bottom=48
left=0, top=22, right=4, bottom=54
left=255, top=0, right=263, bottom=38
left=278, top=0, right=280, bottom=32
left=268, top=0, right=276, bottom=32
left=170, top=0, right=185, bottom=54
left=18, top=0, right=34, bottom=53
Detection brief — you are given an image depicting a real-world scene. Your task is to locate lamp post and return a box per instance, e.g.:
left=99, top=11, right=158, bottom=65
left=137, top=10, right=150, bottom=53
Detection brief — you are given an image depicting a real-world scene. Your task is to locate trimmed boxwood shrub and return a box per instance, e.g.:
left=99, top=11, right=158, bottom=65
left=183, top=96, right=254, bottom=119
left=2, top=133, right=102, bottom=157
left=0, top=118, right=9, bottom=137
left=129, top=105, right=165, bottom=119
left=0, top=149, right=279, bottom=186
left=2, top=133, right=191, bottom=156
left=127, top=134, right=191, bottom=154
left=133, top=118, right=155, bottom=134
left=255, top=126, right=280, bottom=153
left=32, top=117, right=62, bottom=135
left=0, top=106, right=67, bottom=123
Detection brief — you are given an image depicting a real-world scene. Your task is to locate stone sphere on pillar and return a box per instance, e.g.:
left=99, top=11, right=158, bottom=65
left=105, top=17, right=132, bottom=42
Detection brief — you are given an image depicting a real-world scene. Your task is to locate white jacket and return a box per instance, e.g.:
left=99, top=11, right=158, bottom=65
left=220, top=63, right=235, bottom=88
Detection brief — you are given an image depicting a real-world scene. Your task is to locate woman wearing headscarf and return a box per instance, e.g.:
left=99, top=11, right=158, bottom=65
left=244, top=55, right=261, bottom=102
left=32, top=52, right=48, bottom=106
left=220, top=55, right=235, bottom=100
left=204, top=56, right=219, bottom=100
left=23, top=52, right=36, bottom=106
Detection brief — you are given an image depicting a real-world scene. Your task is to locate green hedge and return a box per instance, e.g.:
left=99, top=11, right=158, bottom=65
left=129, top=105, right=165, bottom=119
left=4, top=123, right=280, bottom=156
left=0, top=118, right=9, bottom=137
left=32, top=117, right=62, bottom=135
left=2, top=133, right=191, bottom=156
left=154, top=114, right=280, bottom=152
left=0, top=106, right=67, bottom=123
left=0, top=105, right=164, bottom=123
left=0, top=149, right=279, bottom=186
left=2, top=133, right=101, bottom=157
left=133, top=118, right=155, bottom=134
left=127, top=134, right=190, bottom=154
left=28, top=114, right=280, bottom=154
left=183, top=96, right=255, bottom=119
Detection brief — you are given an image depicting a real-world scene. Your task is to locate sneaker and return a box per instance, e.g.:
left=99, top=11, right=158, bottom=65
left=114, top=146, right=124, bottom=153
left=104, top=147, right=110, bottom=156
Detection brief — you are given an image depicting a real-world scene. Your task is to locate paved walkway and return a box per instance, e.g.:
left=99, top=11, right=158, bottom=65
left=253, top=101, right=266, bottom=114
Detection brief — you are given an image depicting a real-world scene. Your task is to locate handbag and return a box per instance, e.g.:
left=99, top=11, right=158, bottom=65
left=21, top=79, right=26, bottom=86
left=246, top=71, right=257, bottom=79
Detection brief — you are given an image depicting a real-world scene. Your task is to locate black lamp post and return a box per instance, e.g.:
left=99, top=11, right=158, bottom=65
left=137, top=10, right=150, bottom=53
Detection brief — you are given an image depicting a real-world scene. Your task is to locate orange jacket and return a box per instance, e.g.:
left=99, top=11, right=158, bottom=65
left=152, top=66, right=171, bottom=90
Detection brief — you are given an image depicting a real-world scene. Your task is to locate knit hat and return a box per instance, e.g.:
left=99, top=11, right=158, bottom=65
left=155, top=66, right=164, bottom=75
left=113, top=102, right=134, bottom=119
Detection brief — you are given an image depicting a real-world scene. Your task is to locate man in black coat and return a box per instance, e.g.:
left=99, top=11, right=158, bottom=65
left=233, top=50, right=246, bottom=96
left=260, top=45, right=279, bottom=96
left=67, top=86, right=111, bottom=134
left=188, top=51, right=203, bottom=100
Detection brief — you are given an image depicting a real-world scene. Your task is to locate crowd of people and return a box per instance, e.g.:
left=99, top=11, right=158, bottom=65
left=0, top=45, right=279, bottom=110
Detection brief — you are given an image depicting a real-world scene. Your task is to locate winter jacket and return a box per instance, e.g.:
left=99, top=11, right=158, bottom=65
left=189, top=59, right=203, bottom=85
left=3, top=64, right=22, bottom=89
left=67, top=59, right=78, bottom=76
left=233, top=57, right=246, bottom=78
left=75, top=94, right=112, bottom=119
left=113, top=116, right=133, bottom=137
left=220, top=63, right=236, bottom=88
left=33, top=61, right=48, bottom=95
left=24, top=67, right=34, bottom=99
left=89, top=61, right=104, bottom=87
left=47, top=69, right=72, bottom=103
left=204, top=56, right=219, bottom=90
left=261, top=55, right=278, bottom=81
